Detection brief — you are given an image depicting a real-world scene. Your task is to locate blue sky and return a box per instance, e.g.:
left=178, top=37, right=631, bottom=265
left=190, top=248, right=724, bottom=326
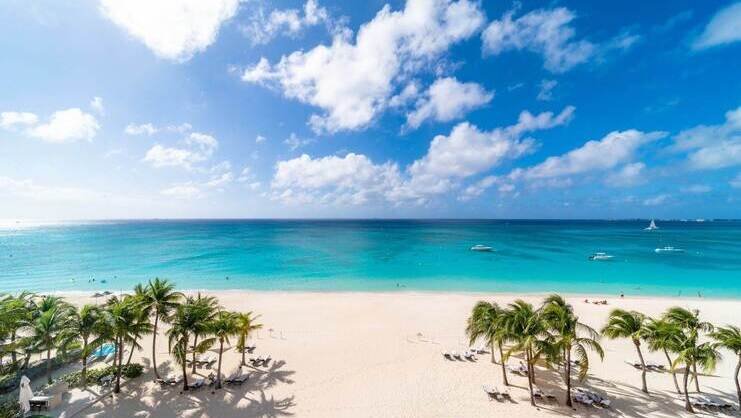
left=1, top=0, right=740, bottom=219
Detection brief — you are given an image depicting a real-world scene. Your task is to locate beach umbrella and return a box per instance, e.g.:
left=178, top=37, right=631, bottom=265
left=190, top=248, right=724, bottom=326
left=19, top=375, right=33, bottom=414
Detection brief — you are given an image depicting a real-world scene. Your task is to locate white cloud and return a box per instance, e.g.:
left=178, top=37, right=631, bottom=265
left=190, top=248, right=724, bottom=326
left=0, top=176, right=96, bottom=202
left=605, top=162, right=646, bottom=187
left=284, top=133, right=315, bottom=151
left=255, top=134, right=267, bottom=144
left=731, top=173, right=741, bottom=188
left=482, top=7, right=595, bottom=73
left=681, top=184, right=711, bottom=194
left=536, top=79, right=557, bottom=101
left=511, top=130, right=666, bottom=181
left=160, top=183, right=203, bottom=199
left=125, top=123, right=158, bottom=135
left=205, top=172, right=234, bottom=188
left=0, top=112, right=38, bottom=130
left=27, top=108, right=100, bottom=143
left=99, top=0, right=239, bottom=61
left=242, top=0, right=485, bottom=133
left=458, top=175, right=514, bottom=201
left=242, top=0, right=334, bottom=45
left=643, top=194, right=669, bottom=206
left=673, top=106, right=741, bottom=170
left=270, top=107, right=572, bottom=205
left=90, top=97, right=104, bottom=115
left=693, top=2, right=741, bottom=50
left=405, top=77, right=493, bottom=129
left=143, top=132, right=218, bottom=169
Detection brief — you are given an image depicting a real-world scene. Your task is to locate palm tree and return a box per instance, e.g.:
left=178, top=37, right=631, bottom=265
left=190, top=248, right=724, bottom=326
left=466, top=301, right=509, bottom=386
left=674, top=335, right=721, bottom=413
left=21, top=296, right=75, bottom=384
left=167, top=297, right=216, bottom=392
left=209, top=311, right=239, bottom=389
left=711, top=325, right=741, bottom=410
left=188, top=293, right=219, bottom=374
left=541, top=295, right=603, bottom=407
left=0, top=292, right=34, bottom=366
left=500, top=300, right=548, bottom=406
left=140, top=278, right=182, bottom=379
left=601, top=309, right=649, bottom=393
left=69, top=304, right=104, bottom=388
left=104, top=295, right=153, bottom=393
left=235, top=311, right=262, bottom=367
left=644, top=318, right=683, bottom=394
left=664, top=307, right=713, bottom=392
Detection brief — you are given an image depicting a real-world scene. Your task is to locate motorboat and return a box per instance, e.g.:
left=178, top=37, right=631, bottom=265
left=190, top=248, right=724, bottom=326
left=470, top=244, right=494, bottom=252
left=655, top=246, right=684, bottom=253
left=589, top=252, right=614, bottom=261
left=644, top=220, right=658, bottom=230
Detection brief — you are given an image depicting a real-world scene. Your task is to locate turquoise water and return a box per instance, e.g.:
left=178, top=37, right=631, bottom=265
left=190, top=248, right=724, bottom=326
left=1, top=220, right=740, bottom=298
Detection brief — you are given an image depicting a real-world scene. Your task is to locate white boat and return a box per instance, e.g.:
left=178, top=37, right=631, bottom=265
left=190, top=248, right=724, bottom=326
left=470, top=245, right=494, bottom=252
left=655, top=246, right=684, bottom=253
left=644, top=220, right=658, bottom=230
left=589, top=252, right=614, bottom=261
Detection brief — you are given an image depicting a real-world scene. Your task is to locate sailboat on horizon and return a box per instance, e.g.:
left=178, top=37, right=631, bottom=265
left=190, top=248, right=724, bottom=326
left=644, top=219, right=658, bottom=231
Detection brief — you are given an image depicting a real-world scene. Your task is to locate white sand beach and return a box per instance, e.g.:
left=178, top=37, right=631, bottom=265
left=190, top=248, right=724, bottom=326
left=41, top=291, right=740, bottom=418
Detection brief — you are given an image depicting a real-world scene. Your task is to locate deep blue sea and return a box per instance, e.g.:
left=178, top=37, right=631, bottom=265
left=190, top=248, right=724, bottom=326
left=1, top=219, right=740, bottom=298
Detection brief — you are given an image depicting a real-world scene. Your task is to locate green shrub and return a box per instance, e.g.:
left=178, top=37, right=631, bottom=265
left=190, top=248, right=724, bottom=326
left=62, top=363, right=144, bottom=388
left=0, top=398, right=21, bottom=418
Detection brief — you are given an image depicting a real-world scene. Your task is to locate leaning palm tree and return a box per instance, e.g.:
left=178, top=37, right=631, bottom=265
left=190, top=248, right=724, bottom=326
left=466, top=301, right=509, bottom=386
left=21, top=296, right=75, bottom=384
left=664, top=307, right=713, bottom=392
left=541, top=295, right=603, bottom=407
left=235, top=311, right=262, bottom=367
left=69, top=304, right=104, bottom=388
left=0, top=292, right=34, bottom=366
left=711, top=325, right=741, bottom=410
left=141, top=278, right=182, bottom=379
left=209, top=311, right=239, bottom=389
left=644, top=318, right=683, bottom=394
left=601, top=309, right=650, bottom=393
left=500, top=300, right=548, bottom=406
left=674, top=334, right=721, bottom=413
left=105, top=295, right=152, bottom=393
left=188, top=293, right=219, bottom=374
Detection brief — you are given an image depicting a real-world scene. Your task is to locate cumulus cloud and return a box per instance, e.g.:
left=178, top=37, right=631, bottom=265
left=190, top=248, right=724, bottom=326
left=27, top=108, right=100, bottom=143
left=241, top=0, right=485, bottom=133
left=482, top=7, right=595, bottom=73
left=241, top=0, right=336, bottom=45
left=643, top=194, right=669, bottom=206
left=270, top=107, right=573, bottom=205
left=90, top=97, right=104, bottom=115
left=284, top=133, right=315, bottom=151
left=255, top=134, right=267, bottom=144
left=99, top=0, right=239, bottom=61
left=0, top=112, right=38, bottom=130
left=511, top=130, right=666, bottom=181
left=605, top=162, right=646, bottom=187
left=458, top=176, right=514, bottom=201
left=693, top=2, right=741, bottom=50
left=673, top=106, right=741, bottom=170
left=405, top=77, right=493, bottom=129
left=125, top=123, right=158, bottom=135
left=143, top=132, right=218, bottom=169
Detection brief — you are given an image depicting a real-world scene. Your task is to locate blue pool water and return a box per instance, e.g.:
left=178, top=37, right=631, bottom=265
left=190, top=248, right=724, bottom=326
left=1, top=219, right=740, bottom=297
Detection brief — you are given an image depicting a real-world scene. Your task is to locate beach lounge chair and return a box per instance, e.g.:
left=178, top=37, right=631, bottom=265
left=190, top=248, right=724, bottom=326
left=441, top=351, right=452, bottom=359
left=482, top=385, right=499, bottom=400
left=188, top=378, right=205, bottom=390
left=463, top=351, right=476, bottom=360
left=155, top=378, right=170, bottom=388
left=451, top=351, right=462, bottom=360
left=500, top=388, right=511, bottom=400
left=535, top=386, right=558, bottom=402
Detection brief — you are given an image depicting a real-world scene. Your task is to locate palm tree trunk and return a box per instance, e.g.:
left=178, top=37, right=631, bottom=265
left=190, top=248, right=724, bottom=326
left=241, top=338, right=246, bottom=367
left=498, top=342, right=508, bottom=386
left=683, top=362, right=694, bottom=413
left=46, top=348, right=52, bottom=385
left=565, top=347, right=572, bottom=407
left=10, top=332, right=17, bottom=364
left=216, top=339, right=224, bottom=390
left=734, top=354, right=740, bottom=411
left=529, top=348, right=536, bottom=385
left=152, top=313, right=160, bottom=379
left=191, top=334, right=198, bottom=373
left=114, top=336, right=123, bottom=393
left=663, top=349, right=681, bottom=394
left=490, top=341, right=496, bottom=364
left=82, top=338, right=89, bottom=388
left=181, top=341, right=189, bottom=392
left=526, top=350, right=536, bottom=407
left=126, top=338, right=137, bottom=366
left=634, top=339, right=648, bottom=393
left=692, top=361, right=700, bottom=392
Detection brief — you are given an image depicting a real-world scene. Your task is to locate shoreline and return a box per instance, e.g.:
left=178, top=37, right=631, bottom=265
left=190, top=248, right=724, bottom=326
left=51, top=288, right=741, bottom=302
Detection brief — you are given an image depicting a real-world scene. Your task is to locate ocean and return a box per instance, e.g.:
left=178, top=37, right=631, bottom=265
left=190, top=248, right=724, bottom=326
left=1, top=219, right=740, bottom=297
